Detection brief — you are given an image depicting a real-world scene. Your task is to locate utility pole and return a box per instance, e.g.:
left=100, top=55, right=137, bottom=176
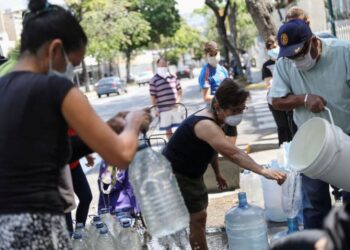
left=327, top=0, right=337, bottom=37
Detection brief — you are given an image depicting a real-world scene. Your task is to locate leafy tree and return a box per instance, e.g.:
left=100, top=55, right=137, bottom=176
left=137, top=0, right=181, bottom=43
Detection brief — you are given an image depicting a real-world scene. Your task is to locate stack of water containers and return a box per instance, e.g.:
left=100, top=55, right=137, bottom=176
left=72, top=207, right=142, bottom=250
left=225, top=192, right=269, bottom=250
left=129, top=144, right=190, bottom=237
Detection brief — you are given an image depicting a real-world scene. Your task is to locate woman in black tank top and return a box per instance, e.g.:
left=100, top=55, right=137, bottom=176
left=163, top=78, right=287, bottom=250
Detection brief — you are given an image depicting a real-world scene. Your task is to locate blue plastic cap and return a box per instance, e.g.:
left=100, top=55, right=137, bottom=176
left=120, top=218, right=132, bottom=228
left=93, top=216, right=101, bottom=222
left=287, top=217, right=299, bottom=233
left=238, top=192, right=248, bottom=207
left=75, top=223, right=84, bottom=229
left=72, top=232, right=82, bottom=240
left=100, top=208, right=108, bottom=214
left=100, top=227, right=109, bottom=234
left=96, top=222, right=104, bottom=229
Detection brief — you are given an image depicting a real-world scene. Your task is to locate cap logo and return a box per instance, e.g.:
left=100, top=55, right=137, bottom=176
left=281, top=33, right=289, bottom=46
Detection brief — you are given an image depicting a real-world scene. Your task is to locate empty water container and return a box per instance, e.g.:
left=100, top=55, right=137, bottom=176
left=100, top=208, right=120, bottom=238
left=75, top=223, right=91, bottom=249
left=116, top=218, right=141, bottom=250
left=225, top=192, right=269, bottom=250
left=94, top=228, right=116, bottom=250
left=90, top=222, right=107, bottom=249
left=129, top=145, right=189, bottom=237
left=88, top=216, right=101, bottom=236
left=72, top=232, right=89, bottom=250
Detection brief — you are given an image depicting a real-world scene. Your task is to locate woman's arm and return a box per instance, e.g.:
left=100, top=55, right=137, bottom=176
left=62, top=88, right=149, bottom=168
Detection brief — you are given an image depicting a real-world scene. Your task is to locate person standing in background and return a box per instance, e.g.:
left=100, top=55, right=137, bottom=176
left=262, top=36, right=297, bottom=145
left=150, top=58, right=182, bottom=140
left=198, top=41, right=238, bottom=145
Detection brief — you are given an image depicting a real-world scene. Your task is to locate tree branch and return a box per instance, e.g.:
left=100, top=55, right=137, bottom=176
left=223, top=0, right=230, bottom=18
left=205, top=0, right=221, bottom=19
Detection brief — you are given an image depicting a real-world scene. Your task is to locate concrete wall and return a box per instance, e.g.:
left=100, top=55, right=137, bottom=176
left=297, top=0, right=328, bottom=32
left=204, top=155, right=240, bottom=193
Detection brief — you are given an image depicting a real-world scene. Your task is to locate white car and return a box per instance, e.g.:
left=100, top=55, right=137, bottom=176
left=135, top=71, right=154, bottom=86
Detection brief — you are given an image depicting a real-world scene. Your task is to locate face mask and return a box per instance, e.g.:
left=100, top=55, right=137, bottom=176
left=224, top=114, right=243, bottom=126
left=157, top=67, right=168, bottom=78
left=207, top=53, right=220, bottom=67
left=267, top=47, right=279, bottom=60
left=292, top=43, right=317, bottom=71
left=48, top=47, right=75, bottom=81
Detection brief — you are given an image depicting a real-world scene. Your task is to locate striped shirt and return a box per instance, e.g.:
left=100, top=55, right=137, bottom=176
left=149, top=74, right=181, bottom=112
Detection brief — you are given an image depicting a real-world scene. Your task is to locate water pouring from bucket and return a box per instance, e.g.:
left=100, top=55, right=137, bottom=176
left=289, top=107, right=350, bottom=192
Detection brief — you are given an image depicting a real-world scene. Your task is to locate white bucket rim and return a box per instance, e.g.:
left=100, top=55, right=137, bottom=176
left=289, top=117, right=329, bottom=173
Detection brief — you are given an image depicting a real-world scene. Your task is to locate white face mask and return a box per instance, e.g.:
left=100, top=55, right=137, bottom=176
left=292, top=44, right=317, bottom=71
left=224, top=114, right=243, bottom=126
left=48, top=48, right=75, bottom=81
left=157, top=67, right=168, bottom=78
left=267, top=47, right=279, bottom=60
left=207, top=53, right=220, bottom=67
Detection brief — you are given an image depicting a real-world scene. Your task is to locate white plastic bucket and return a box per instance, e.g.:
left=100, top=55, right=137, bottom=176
left=289, top=108, right=350, bottom=192
left=261, top=177, right=287, bottom=222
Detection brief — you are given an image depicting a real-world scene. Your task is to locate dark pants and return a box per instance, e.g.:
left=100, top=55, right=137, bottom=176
left=268, top=104, right=297, bottom=145
left=302, top=175, right=350, bottom=229
left=65, top=164, right=93, bottom=233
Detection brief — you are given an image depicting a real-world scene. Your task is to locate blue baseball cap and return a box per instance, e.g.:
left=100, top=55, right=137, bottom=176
left=277, top=19, right=313, bottom=58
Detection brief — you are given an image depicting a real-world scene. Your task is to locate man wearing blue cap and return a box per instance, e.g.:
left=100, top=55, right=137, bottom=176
left=269, top=19, right=350, bottom=230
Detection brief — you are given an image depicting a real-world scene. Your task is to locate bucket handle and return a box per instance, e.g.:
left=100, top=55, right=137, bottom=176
left=325, top=107, right=340, bottom=152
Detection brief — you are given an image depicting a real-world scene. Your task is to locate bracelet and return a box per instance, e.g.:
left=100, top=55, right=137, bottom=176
left=304, top=94, right=309, bottom=108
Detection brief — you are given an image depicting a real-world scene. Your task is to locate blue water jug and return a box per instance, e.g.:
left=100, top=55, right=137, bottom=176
left=225, top=192, right=269, bottom=250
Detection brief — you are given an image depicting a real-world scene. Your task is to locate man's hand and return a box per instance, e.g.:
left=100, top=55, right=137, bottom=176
left=305, top=94, right=327, bottom=113
left=261, top=168, right=286, bottom=185
left=216, top=173, right=228, bottom=190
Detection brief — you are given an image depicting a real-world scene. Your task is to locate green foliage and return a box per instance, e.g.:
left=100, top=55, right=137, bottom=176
left=137, top=0, right=181, bottom=43
left=160, top=21, right=206, bottom=63
left=235, top=0, right=257, bottom=49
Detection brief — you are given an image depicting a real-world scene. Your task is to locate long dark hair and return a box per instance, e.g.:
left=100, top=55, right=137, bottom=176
left=20, top=0, right=87, bottom=54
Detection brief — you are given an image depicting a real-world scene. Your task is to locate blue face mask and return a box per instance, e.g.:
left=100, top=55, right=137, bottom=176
left=48, top=48, right=75, bottom=81
left=267, top=47, right=280, bottom=60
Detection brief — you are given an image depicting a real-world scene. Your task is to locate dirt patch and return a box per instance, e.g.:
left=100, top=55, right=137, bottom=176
left=207, top=194, right=238, bottom=228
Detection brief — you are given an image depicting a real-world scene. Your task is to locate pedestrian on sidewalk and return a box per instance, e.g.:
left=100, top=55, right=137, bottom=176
left=241, top=49, right=253, bottom=83
left=270, top=19, right=350, bottom=230
left=198, top=41, right=238, bottom=145
left=0, top=0, right=150, bottom=248
left=149, top=58, right=182, bottom=140
left=163, top=78, right=286, bottom=250
left=263, top=35, right=297, bottom=145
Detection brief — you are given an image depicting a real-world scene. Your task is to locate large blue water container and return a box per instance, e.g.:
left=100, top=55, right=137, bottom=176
left=225, top=192, right=269, bottom=250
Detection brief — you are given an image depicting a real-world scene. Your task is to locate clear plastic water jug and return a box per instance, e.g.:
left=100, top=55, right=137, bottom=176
left=88, top=216, right=101, bottom=236
left=225, top=192, right=269, bottom=250
left=116, top=218, right=141, bottom=250
left=129, top=146, right=189, bottom=237
left=94, top=228, right=116, bottom=250
left=72, top=232, right=89, bottom=250
left=90, top=221, right=108, bottom=249
left=75, top=223, right=91, bottom=249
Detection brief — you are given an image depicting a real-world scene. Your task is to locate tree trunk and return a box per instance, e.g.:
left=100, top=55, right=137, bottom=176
left=82, top=59, right=90, bottom=92
left=97, top=60, right=102, bottom=80
left=206, top=0, right=244, bottom=77
left=125, top=48, right=132, bottom=83
left=228, top=1, right=238, bottom=49
left=108, top=59, right=114, bottom=76
left=245, top=0, right=277, bottom=41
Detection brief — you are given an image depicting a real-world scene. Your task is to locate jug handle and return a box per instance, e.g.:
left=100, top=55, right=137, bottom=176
left=325, top=107, right=340, bottom=152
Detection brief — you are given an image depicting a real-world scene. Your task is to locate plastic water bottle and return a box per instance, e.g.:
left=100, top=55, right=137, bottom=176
left=272, top=171, right=302, bottom=242
left=88, top=216, right=101, bottom=236
left=129, top=145, right=189, bottom=237
left=271, top=217, right=299, bottom=242
left=72, top=232, right=89, bottom=250
left=225, top=192, right=269, bottom=250
left=90, top=222, right=107, bottom=249
left=75, top=223, right=91, bottom=249
left=94, top=228, right=116, bottom=250
left=100, top=208, right=118, bottom=237
left=116, top=218, right=141, bottom=250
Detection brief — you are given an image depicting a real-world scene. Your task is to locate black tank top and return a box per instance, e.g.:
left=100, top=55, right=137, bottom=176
left=163, top=115, right=217, bottom=178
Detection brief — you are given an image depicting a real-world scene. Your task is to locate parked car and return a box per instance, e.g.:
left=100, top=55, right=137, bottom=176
left=95, top=76, right=127, bottom=98
left=176, top=65, right=194, bottom=79
left=135, top=71, right=154, bottom=86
